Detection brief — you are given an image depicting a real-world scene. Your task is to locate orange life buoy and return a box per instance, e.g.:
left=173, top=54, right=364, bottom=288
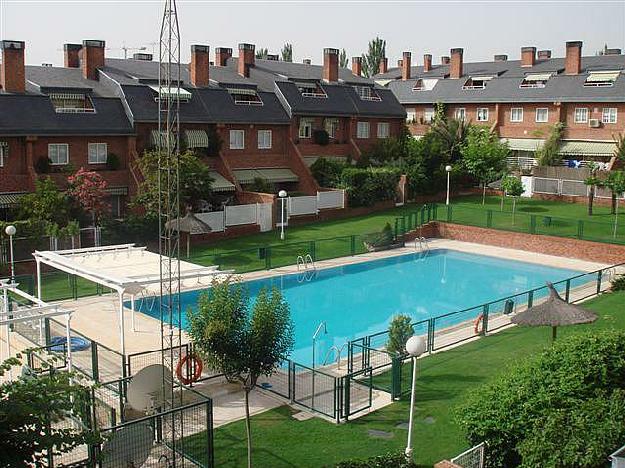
left=176, top=354, right=203, bottom=385
left=474, top=314, right=484, bottom=335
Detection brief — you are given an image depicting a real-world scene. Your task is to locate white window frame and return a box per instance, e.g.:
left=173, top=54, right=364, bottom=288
left=377, top=122, right=390, bottom=139
left=356, top=121, right=370, bottom=139
left=510, top=107, right=524, bottom=123
left=0, top=145, right=6, bottom=167
left=48, top=143, right=69, bottom=165
left=229, top=130, right=245, bottom=150
left=299, top=118, right=313, bottom=139
left=257, top=130, right=272, bottom=150
left=88, top=142, right=108, bottom=164
left=602, top=107, right=617, bottom=124
left=455, top=108, right=466, bottom=121
left=574, top=107, right=589, bottom=124
left=325, top=118, right=339, bottom=139
left=423, top=107, right=435, bottom=123
left=535, top=108, right=549, bottom=123
left=406, top=108, right=416, bottom=123
left=476, top=108, right=489, bottom=122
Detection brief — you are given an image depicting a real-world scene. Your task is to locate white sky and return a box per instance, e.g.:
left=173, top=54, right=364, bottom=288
left=0, top=1, right=624, bottom=67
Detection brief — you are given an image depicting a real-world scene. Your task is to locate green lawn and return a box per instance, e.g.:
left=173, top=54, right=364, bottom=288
left=196, top=291, right=625, bottom=467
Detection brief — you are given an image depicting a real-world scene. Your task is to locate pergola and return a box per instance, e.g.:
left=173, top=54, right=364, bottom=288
left=33, top=244, right=226, bottom=356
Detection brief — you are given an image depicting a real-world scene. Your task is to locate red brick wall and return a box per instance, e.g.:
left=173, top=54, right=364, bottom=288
left=498, top=103, right=560, bottom=138
left=218, top=123, right=289, bottom=161
left=0, top=137, right=31, bottom=192
left=560, top=102, right=625, bottom=140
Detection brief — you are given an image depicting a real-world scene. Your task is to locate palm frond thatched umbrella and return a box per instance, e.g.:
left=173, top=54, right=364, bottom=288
left=165, top=211, right=211, bottom=257
left=511, top=282, right=598, bottom=341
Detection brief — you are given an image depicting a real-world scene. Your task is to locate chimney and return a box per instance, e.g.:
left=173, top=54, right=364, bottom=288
left=605, top=48, right=622, bottom=56
left=537, top=50, right=552, bottom=59
left=401, top=51, right=411, bottom=80
left=238, top=43, right=255, bottom=77
left=352, top=56, right=362, bottom=76
left=266, top=54, right=279, bottom=61
left=494, top=54, right=508, bottom=62
left=379, top=57, right=388, bottom=74
left=521, top=46, right=536, bottom=67
left=565, top=41, right=582, bottom=75
left=323, top=48, right=339, bottom=82
left=397, top=59, right=403, bottom=67
left=215, top=47, right=232, bottom=67
left=0, top=40, right=25, bottom=93
left=133, top=52, right=153, bottom=61
left=82, top=39, right=105, bottom=80
left=441, top=56, right=450, bottom=65
left=303, top=59, right=311, bottom=65
left=190, top=44, right=210, bottom=87
left=423, top=54, right=432, bottom=72
left=450, top=48, right=463, bottom=79
left=64, top=43, right=81, bottom=68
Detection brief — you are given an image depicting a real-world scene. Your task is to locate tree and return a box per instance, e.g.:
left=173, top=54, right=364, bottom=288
left=280, top=43, right=293, bottom=62
left=386, top=315, right=414, bottom=356
left=133, top=149, right=213, bottom=216
left=460, top=127, right=509, bottom=204
left=614, top=133, right=625, bottom=162
left=67, top=168, right=109, bottom=226
left=339, top=48, right=348, bottom=68
left=360, top=36, right=386, bottom=77
left=0, top=356, right=97, bottom=466
left=19, top=177, right=72, bottom=233
left=501, top=175, right=524, bottom=224
left=430, top=117, right=470, bottom=164
left=535, top=123, right=564, bottom=166
left=187, top=279, right=294, bottom=468
left=583, top=163, right=602, bottom=216
left=310, top=157, right=347, bottom=188
left=255, top=47, right=268, bottom=60
left=456, top=330, right=625, bottom=467
left=604, top=170, right=625, bottom=237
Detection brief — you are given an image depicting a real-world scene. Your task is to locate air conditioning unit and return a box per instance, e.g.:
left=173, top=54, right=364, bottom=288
left=589, top=119, right=601, bottom=128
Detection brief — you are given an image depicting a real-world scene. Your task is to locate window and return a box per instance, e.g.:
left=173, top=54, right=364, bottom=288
left=299, top=118, right=313, bottom=138
left=455, top=108, right=466, bottom=121
left=325, top=118, right=339, bottom=139
left=353, top=86, right=381, bottom=101
left=423, top=108, right=435, bottom=123
left=226, top=88, right=263, bottom=106
left=584, top=71, right=619, bottom=87
left=296, top=81, right=327, bottom=98
left=0, top=143, right=6, bottom=167
left=229, top=130, right=245, bottom=150
left=406, top=108, right=417, bottom=123
left=510, top=108, right=524, bottom=123
left=477, top=108, right=489, bottom=122
left=462, top=76, right=493, bottom=90
left=257, top=130, right=272, bottom=149
left=602, top=108, right=617, bottom=124
left=48, top=92, right=95, bottom=113
left=535, top=108, right=549, bottom=123
left=574, top=108, right=589, bottom=124
left=48, top=144, right=69, bottom=165
left=412, top=79, right=438, bottom=91
left=519, top=73, right=552, bottom=88
left=109, top=195, right=122, bottom=219
left=377, top=122, right=390, bottom=139
left=88, top=143, right=108, bottom=164
left=356, top=122, right=370, bottom=139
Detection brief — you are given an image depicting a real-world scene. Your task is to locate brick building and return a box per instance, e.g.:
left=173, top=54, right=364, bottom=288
left=375, top=41, right=624, bottom=169
left=0, top=39, right=405, bottom=217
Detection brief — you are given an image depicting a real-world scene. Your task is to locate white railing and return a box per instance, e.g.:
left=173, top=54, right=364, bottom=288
left=288, top=195, right=318, bottom=216
left=317, top=190, right=345, bottom=210
left=533, top=177, right=560, bottom=195
left=196, top=211, right=226, bottom=232
left=225, top=204, right=258, bottom=226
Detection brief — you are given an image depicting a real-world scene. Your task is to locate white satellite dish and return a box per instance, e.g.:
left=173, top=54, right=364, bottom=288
left=127, top=364, right=172, bottom=414
left=101, top=423, right=153, bottom=468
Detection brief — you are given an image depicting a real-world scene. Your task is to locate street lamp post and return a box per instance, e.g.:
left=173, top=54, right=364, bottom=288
left=278, top=190, right=287, bottom=240
left=5, top=225, right=16, bottom=281
left=445, top=165, right=452, bottom=206
left=404, top=335, right=427, bottom=461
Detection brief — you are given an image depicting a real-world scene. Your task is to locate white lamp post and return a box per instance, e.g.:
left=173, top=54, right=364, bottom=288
left=404, top=335, right=427, bottom=461
left=278, top=190, right=287, bottom=240
left=5, top=225, right=16, bottom=281
left=445, top=165, right=452, bottom=206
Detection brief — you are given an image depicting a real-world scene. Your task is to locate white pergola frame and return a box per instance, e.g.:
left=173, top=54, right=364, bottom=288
left=33, top=244, right=226, bottom=356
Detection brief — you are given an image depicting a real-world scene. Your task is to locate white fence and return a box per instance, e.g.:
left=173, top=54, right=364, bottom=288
left=287, top=190, right=345, bottom=217
left=225, top=204, right=258, bottom=226
left=533, top=177, right=624, bottom=199
left=196, top=211, right=226, bottom=232
left=451, top=442, right=485, bottom=468
left=317, top=190, right=345, bottom=210
left=196, top=202, right=273, bottom=233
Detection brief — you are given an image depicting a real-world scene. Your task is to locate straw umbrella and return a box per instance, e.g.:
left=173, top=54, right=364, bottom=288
left=165, top=211, right=211, bottom=257
left=511, top=282, right=598, bottom=341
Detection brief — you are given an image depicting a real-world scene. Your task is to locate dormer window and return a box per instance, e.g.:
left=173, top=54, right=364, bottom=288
left=295, top=81, right=327, bottom=98
left=353, top=85, right=381, bottom=101
left=49, top=92, right=95, bottom=114
left=584, top=71, right=620, bottom=87
left=226, top=88, right=263, bottom=106
left=462, top=76, right=493, bottom=90
left=148, top=85, right=192, bottom=102
left=412, top=79, right=438, bottom=91
left=520, top=73, right=552, bottom=88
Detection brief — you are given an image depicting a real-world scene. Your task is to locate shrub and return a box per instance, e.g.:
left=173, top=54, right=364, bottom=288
left=336, top=451, right=416, bottom=468
left=106, top=153, right=121, bottom=170
left=386, top=314, right=414, bottom=356
left=363, top=222, right=395, bottom=249
left=340, top=167, right=401, bottom=207
left=612, top=275, right=625, bottom=291
left=456, top=330, right=625, bottom=467
left=536, top=123, right=564, bottom=166
left=313, top=129, right=330, bottom=146
left=310, top=157, right=347, bottom=188
left=249, top=177, right=275, bottom=194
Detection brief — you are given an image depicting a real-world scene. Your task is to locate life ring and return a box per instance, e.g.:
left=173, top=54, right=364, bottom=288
left=176, top=354, right=203, bottom=385
left=474, top=314, right=484, bottom=335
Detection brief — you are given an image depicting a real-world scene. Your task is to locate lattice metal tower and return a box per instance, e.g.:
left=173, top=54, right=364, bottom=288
left=158, top=0, right=183, bottom=463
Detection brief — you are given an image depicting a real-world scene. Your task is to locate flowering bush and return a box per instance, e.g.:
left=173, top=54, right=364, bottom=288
left=67, top=168, right=109, bottom=224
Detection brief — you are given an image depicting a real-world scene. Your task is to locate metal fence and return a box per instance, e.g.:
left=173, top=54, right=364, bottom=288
left=451, top=442, right=486, bottom=468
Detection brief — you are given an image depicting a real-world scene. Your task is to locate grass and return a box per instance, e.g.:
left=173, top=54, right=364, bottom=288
left=183, top=291, right=625, bottom=467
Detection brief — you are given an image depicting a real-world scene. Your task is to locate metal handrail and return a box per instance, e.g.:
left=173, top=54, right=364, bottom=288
left=322, top=343, right=347, bottom=369
left=296, top=255, right=306, bottom=271
left=304, top=254, right=316, bottom=270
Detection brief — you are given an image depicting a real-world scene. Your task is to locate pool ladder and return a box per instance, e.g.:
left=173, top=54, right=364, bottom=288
left=322, top=343, right=348, bottom=369
left=414, top=237, right=430, bottom=251
left=296, top=254, right=316, bottom=271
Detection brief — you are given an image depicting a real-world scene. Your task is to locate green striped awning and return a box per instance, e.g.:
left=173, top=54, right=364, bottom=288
left=501, top=138, right=544, bottom=152
left=233, top=168, right=299, bottom=185
left=226, top=88, right=257, bottom=96
left=209, top=171, right=235, bottom=192
left=150, top=130, right=175, bottom=148
left=48, top=92, right=85, bottom=100
left=185, top=130, right=209, bottom=149
left=559, top=140, right=617, bottom=157
left=0, top=192, right=26, bottom=209
left=105, top=186, right=128, bottom=196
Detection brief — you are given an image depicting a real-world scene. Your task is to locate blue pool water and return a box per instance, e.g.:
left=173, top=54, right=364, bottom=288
left=133, top=249, right=583, bottom=365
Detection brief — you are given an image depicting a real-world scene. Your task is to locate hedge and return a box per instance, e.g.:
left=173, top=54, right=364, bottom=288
left=340, top=167, right=401, bottom=207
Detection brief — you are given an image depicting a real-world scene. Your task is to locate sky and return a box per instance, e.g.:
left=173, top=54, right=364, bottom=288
left=0, top=1, right=624, bottom=67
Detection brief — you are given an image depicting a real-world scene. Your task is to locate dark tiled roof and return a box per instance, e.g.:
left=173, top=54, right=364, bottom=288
left=275, top=81, right=357, bottom=117
left=25, top=65, right=118, bottom=97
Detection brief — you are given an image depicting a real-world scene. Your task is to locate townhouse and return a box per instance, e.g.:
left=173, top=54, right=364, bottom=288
left=0, top=39, right=405, bottom=219
left=376, top=41, right=625, bottom=169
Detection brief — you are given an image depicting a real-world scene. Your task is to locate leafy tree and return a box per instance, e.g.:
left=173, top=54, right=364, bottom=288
left=402, top=132, right=447, bottom=196
left=460, top=127, right=509, bottom=204
left=310, top=157, right=347, bottom=188
left=280, top=43, right=293, bottom=62
left=249, top=177, right=274, bottom=194
left=67, top=168, right=109, bottom=226
left=386, top=315, right=414, bottom=356
left=535, top=123, right=564, bottom=166
left=604, top=170, right=625, bottom=236
left=339, top=48, right=348, bottom=68
left=430, top=117, right=470, bottom=164
left=340, top=167, right=401, bottom=207
left=456, top=330, right=625, bottom=467
left=615, top=133, right=625, bottom=162
left=0, top=356, right=98, bottom=467
left=133, top=149, right=213, bottom=216
left=583, top=163, right=603, bottom=216
left=360, top=36, right=386, bottom=77
left=19, top=177, right=72, bottom=232
left=359, top=134, right=410, bottom=168
left=187, top=279, right=294, bottom=468
left=501, top=175, right=524, bottom=223
left=255, top=48, right=268, bottom=60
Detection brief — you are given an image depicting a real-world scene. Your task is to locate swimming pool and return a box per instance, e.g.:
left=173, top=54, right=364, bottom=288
left=133, top=249, right=582, bottom=365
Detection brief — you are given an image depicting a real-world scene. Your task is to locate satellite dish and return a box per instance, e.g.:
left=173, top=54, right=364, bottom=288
left=101, top=423, right=153, bottom=468
left=127, top=364, right=172, bottom=414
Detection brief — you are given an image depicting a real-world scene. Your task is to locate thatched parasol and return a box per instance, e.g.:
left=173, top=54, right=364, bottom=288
left=165, top=212, right=211, bottom=257
left=511, top=282, right=598, bottom=341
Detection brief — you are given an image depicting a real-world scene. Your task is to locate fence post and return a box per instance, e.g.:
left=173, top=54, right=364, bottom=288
left=265, top=247, right=271, bottom=270
left=428, top=318, right=435, bottom=352
left=391, top=355, right=401, bottom=401
left=44, top=318, right=51, bottom=346
left=289, top=361, right=294, bottom=403
left=486, top=210, right=493, bottom=228
left=446, top=205, right=453, bottom=222
left=528, top=290, right=534, bottom=309
left=597, top=270, right=603, bottom=295
left=91, top=342, right=99, bottom=383
left=530, top=215, right=536, bottom=234
left=577, top=220, right=584, bottom=239
left=401, top=216, right=406, bottom=235
left=343, top=375, right=351, bottom=421
left=481, top=304, right=489, bottom=335
left=565, top=279, right=571, bottom=302
left=350, top=235, right=356, bottom=256
left=309, top=241, right=316, bottom=261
